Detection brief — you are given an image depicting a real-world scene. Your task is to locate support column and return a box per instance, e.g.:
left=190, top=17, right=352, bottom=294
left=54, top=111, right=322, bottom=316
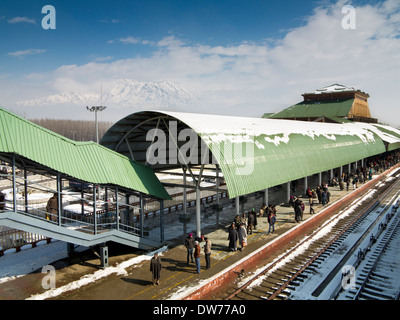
left=115, top=186, right=119, bottom=231
left=24, top=168, right=28, bottom=213
left=235, top=196, right=240, bottom=216
left=264, top=188, right=269, bottom=206
left=183, top=168, right=188, bottom=237
left=93, top=184, right=97, bottom=234
left=12, top=154, right=16, bottom=212
left=286, top=182, right=290, bottom=203
left=318, top=172, right=322, bottom=186
left=57, top=173, right=62, bottom=226
left=304, top=176, right=308, bottom=195
left=100, top=244, right=109, bottom=268
left=216, top=165, right=220, bottom=225
left=160, top=199, right=164, bottom=243
left=140, top=193, right=144, bottom=237
left=330, top=169, right=333, bottom=181
left=196, top=186, right=201, bottom=238
left=67, top=243, right=75, bottom=256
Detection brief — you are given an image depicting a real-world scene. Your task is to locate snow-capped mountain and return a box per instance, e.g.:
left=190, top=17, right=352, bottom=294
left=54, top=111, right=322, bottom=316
left=17, top=79, right=198, bottom=109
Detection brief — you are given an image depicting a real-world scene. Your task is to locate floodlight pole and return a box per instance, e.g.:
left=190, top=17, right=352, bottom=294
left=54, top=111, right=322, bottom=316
left=86, top=106, right=107, bottom=143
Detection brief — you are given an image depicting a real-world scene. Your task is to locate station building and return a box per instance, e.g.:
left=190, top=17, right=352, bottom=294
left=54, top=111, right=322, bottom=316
left=101, top=84, right=400, bottom=239
left=263, top=84, right=378, bottom=124
left=1, top=84, right=400, bottom=263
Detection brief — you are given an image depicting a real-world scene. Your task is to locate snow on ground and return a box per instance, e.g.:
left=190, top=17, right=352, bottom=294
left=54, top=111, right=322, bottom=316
left=27, top=245, right=169, bottom=300
left=0, top=240, right=85, bottom=284
left=0, top=203, right=228, bottom=299
left=235, top=188, right=378, bottom=292
left=0, top=171, right=397, bottom=299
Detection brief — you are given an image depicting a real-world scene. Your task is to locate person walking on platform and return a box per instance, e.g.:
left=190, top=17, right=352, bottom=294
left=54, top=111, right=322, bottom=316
left=204, top=236, right=212, bottom=269
left=228, top=222, right=238, bottom=252
left=150, top=252, right=162, bottom=286
left=184, top=233, right=195, bottom=266
left=194, top=240, right=201, bottom=273
left=238, top=223, right=247, bottom=251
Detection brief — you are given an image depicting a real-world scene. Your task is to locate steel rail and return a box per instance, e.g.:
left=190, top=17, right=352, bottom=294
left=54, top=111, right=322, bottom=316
left=225, top=174, right=400, bottom=301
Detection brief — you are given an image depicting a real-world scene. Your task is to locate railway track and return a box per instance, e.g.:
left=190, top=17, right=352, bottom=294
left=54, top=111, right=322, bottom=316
left=336, top=199, right=400, bottom=300
left=224, top=169, right=400, bottom=300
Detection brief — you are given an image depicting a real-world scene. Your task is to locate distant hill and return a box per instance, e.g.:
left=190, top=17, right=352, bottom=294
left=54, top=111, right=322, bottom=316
left=18, top=79, right=198, bottom=109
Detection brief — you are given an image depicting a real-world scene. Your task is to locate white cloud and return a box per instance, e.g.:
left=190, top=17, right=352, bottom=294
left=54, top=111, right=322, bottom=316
left=8, top=16, right=36, bottom=24
left=8, top=49, right=46, bottom=58
left=118, top=36, right=140, bottom=44
left=8, top=0, right=400, bottom=127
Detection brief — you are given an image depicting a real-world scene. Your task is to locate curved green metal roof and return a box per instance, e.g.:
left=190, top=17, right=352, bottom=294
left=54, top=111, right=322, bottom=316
left=101, top=111, right=397, bottom=199
left=0, top=107, right=170, bottom=200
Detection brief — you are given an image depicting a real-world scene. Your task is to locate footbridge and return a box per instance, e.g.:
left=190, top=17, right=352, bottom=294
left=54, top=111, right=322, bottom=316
left=0, top=107, right=171, bottom=264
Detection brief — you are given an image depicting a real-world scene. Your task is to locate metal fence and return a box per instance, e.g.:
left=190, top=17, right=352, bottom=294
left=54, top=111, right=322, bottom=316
left=0, top=229, right=50, bottom=253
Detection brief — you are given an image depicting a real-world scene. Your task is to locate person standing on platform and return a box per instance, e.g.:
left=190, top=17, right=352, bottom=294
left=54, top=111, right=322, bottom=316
left=267, top=209, right=276, bottom=234
left=194, top=240, right=201, bottom=273
left=238, top=223, right=247, bottom=251
left=150, top=252, right=162, bottom=286
left=247, top=210, right=255, bottom=235
left=228, top=222, right=238, bottom=252
left=204, top=236, right=212, bottom=269
left=184, top=233, right=195, bottom=266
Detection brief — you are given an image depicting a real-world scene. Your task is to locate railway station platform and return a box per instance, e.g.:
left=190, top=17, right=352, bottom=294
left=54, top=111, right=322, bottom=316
left=1, top=164, right=399, bottom=300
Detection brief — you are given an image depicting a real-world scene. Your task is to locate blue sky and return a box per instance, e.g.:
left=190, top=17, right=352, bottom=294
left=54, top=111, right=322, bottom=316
left=1, top=0, right=316, bottom=72
left=1, top=0, right=400, bottom=127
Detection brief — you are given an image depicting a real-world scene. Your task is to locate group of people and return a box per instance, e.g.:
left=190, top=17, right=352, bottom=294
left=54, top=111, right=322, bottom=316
left=147, top=153, right=400, bottom=287
left=227, top=205, right=278, bottom=252
left=150, top=232, right=213, bottom=286
left=184, top=233, right=212, bottom=273
left=290, top=196, right=306, bottom=223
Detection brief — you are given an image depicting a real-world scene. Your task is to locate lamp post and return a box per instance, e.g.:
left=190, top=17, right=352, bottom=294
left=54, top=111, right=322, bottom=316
left=86, top=105, right=106, bottom=143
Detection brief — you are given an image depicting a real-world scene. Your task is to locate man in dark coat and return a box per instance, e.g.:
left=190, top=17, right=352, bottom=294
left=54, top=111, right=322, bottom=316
left=184, top=233, right=195, bottom=265
left=247, top=211, right=255, bottom=235
left=228, top=223, right=238, bottom=252
left=150, top=252, right=162, bottom=285
left=294, top=198, right=303, bottom=223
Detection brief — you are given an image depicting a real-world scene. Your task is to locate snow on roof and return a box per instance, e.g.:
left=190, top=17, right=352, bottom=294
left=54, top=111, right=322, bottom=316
left=304, top=84, right=357, bottom=95
left=156, top=110, right=379, bottom=146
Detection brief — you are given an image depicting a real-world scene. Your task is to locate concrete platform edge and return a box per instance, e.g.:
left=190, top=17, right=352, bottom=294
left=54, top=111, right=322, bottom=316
left=182, top=164, right=399, bottom=300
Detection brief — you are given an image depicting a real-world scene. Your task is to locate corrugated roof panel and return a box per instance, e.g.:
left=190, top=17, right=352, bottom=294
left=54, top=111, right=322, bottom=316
left=149, top=111, right=387, bottom=198
left=101, top=110, right=394, bottom=199
left=267, top=99, right=354, bottom=119
left=0, top=107, right=170, bottom=200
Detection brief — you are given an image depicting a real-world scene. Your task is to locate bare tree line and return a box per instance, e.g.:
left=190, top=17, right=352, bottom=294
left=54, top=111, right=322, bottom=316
left=29, top=118, right=113, bottom=142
